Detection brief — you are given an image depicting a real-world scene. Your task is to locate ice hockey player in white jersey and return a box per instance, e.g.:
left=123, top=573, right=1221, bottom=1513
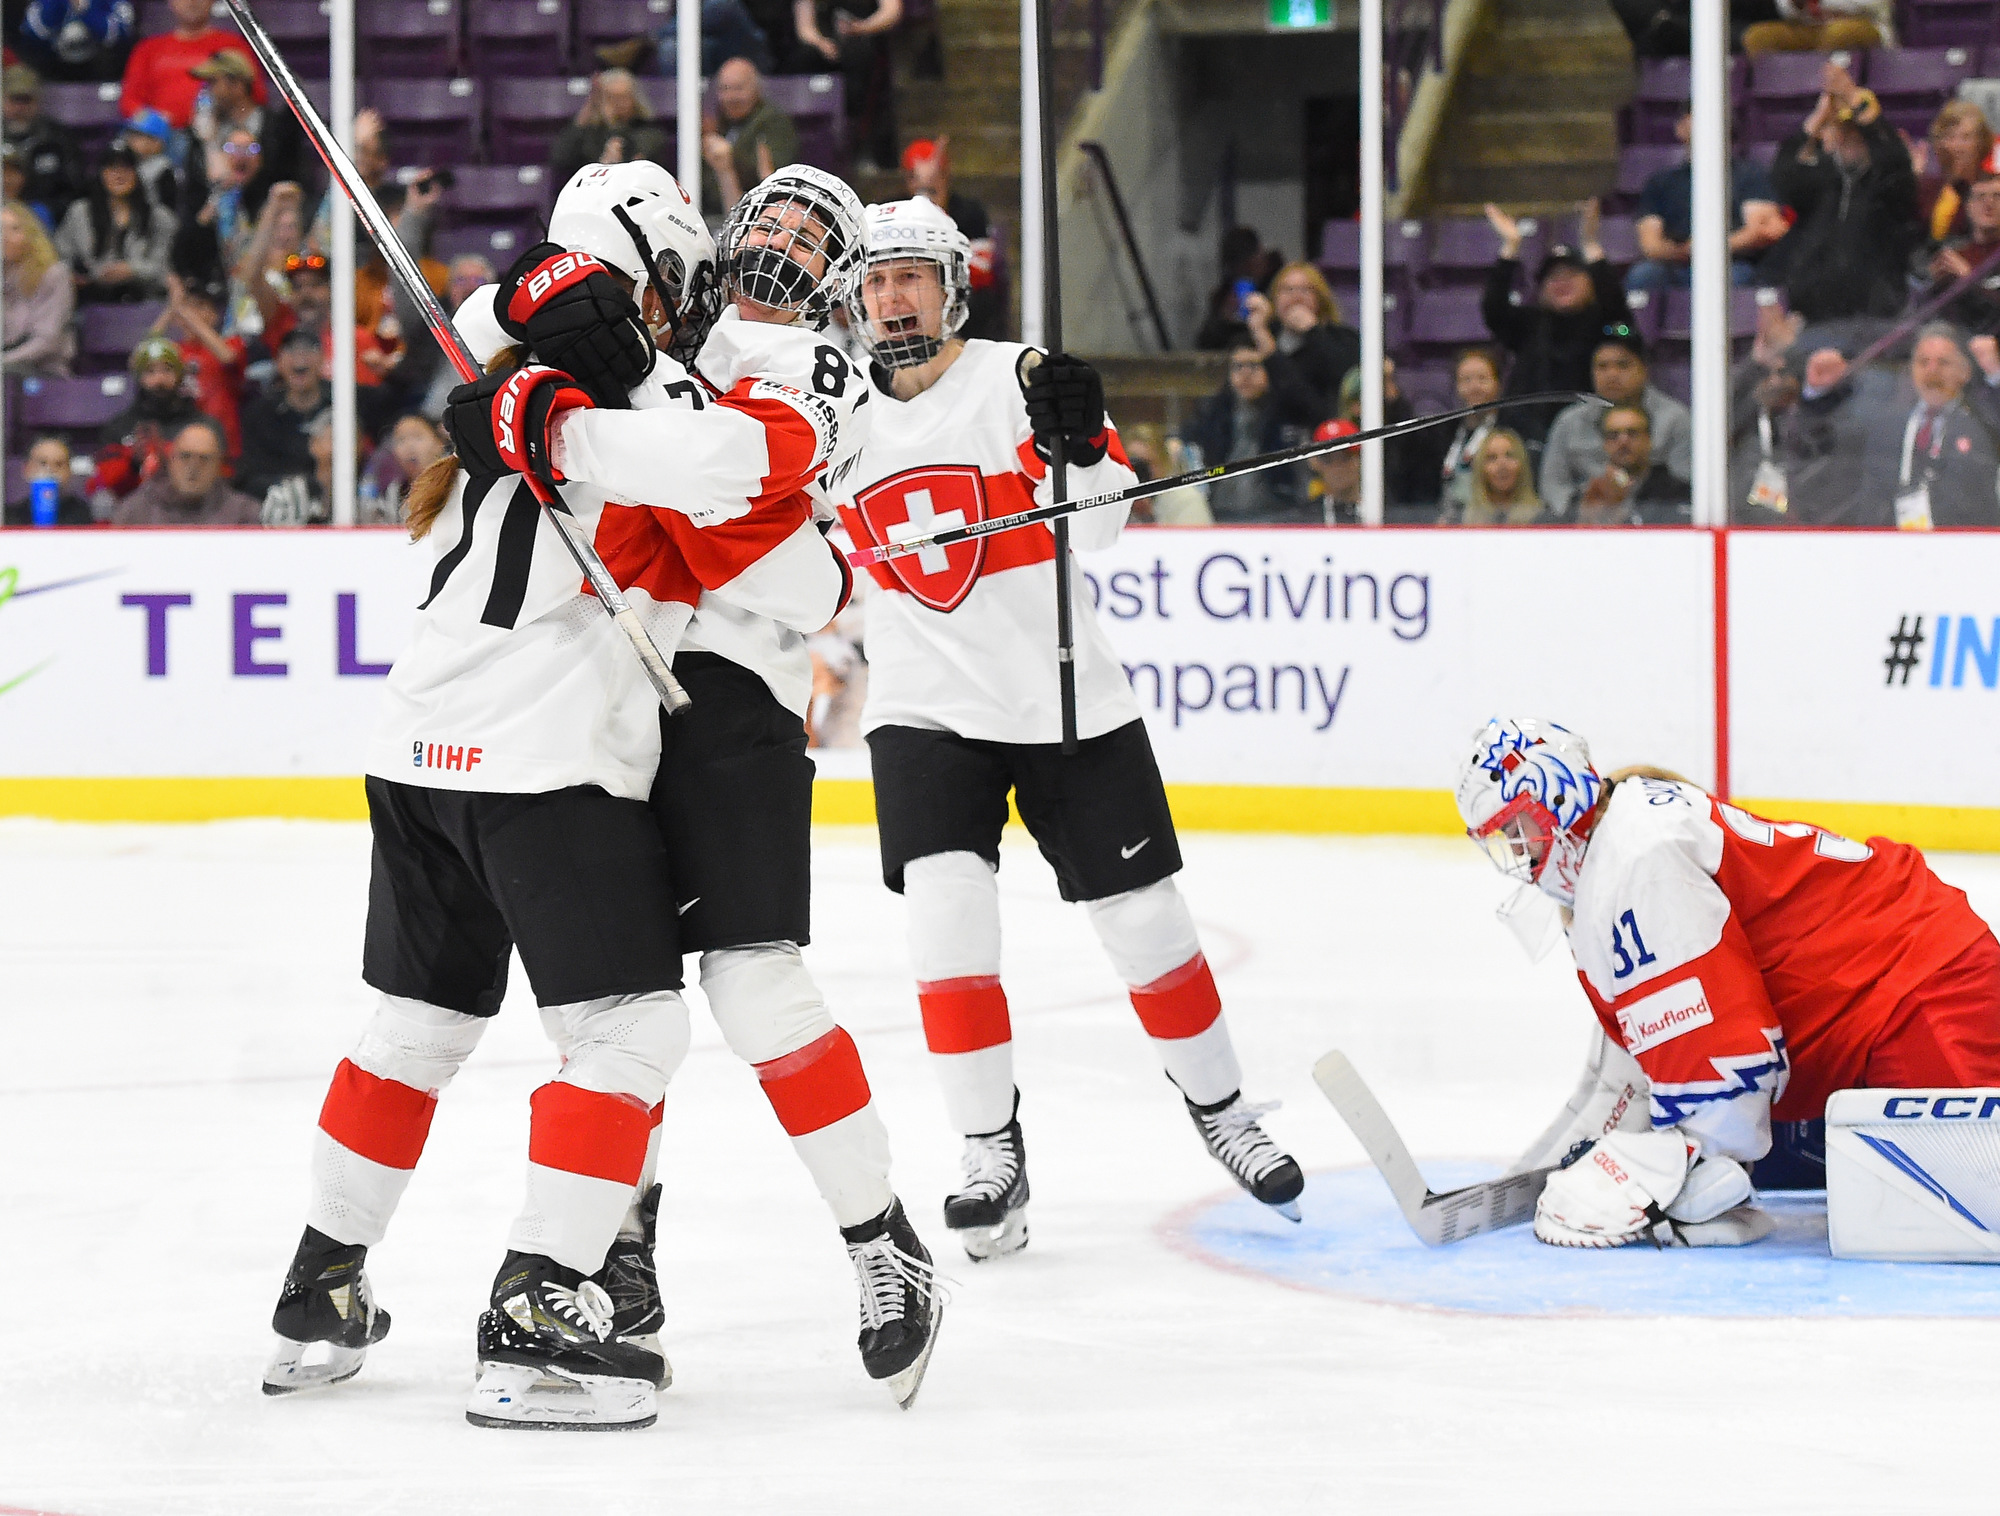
left=830, top=197, right=1305, bottom=1260
left=261, top=168, right=739, bottom=1431
left=447, top=163, right=942, bottom=1403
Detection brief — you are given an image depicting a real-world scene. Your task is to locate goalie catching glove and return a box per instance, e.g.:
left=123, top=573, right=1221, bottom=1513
left=1016, top=350, right=1110, bottom=467
left=494, top=241, right=653, bottom=406
left=442, top=364, right=597, bottom=491
left=1534, top=1130, right=1772, bottom=1249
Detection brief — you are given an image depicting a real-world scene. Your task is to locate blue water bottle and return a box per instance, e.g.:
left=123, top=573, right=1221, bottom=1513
left=29, top=477, right=59, bottom=528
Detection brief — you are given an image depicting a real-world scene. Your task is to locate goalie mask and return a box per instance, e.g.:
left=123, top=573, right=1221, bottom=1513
left=716, top=164, right=865, bottom=326
left=549, top=161, right=723, bottom=365
left=1455, top=717, right=1605, bottom=906
left=847, top=197, right=971, bottom=369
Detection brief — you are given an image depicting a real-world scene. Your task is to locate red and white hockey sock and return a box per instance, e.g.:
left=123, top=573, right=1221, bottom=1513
left=702, top=945, right=896, bottom=1229
left=1087, top=879, right=1243, bottom=1107
left=506, top=991, right=690, bottom=1274
left=906, top=850, right=1016, bottom=1135
left=306, top=995, right=487, bottom=1247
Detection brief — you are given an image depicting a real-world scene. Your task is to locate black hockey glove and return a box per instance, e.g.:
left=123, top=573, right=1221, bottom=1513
left=441, top=363, right=597, bottom=490
left=1018, top=349, right=1111, bottom=468
left=494, top=241, right=651, bottom=407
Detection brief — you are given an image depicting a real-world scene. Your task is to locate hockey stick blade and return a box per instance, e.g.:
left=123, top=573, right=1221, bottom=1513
left=1311, top=1050, right=1552, bottom=1247
left=847, top=390, right=1599, bottom=567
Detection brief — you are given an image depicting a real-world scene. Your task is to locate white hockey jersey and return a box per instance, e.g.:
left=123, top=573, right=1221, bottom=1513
left=363, top=295, right=854, bottom=797
left=829, top=339, right=1141, bottom=744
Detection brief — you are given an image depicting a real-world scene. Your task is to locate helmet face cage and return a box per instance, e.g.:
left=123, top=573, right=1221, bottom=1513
left=717, top=170, right=865, bottom=325
left=1470, top=791, right=1560, bottom=883
left=847, top=247, right=970, bottom=369
left=1456, top=717, right=1603, bottom=904
left=655, top=246, right=725, bottom=365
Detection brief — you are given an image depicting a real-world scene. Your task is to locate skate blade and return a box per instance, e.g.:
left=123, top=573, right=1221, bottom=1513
left=955, top=1209, right=1029, bottom=1262
left=887, top=1292, right=944, bottom=1412
left=262, top=1335, right=368, bottom=1397
left=465, top=1361, right=658, bottom=1430
left=1266, top=1199, right=1302, bottom=1224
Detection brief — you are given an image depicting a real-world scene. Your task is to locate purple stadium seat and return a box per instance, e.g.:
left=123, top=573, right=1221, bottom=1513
left=490, top=74, right=594, bottom=164
left=1595, top=213, right=1639, bottom=269
left=247, top=0, right=335, bottom=78
left=433, top=224, right=532, bottom=264
left=76, top=303, right=169, bottom=375
left=768, top=73, right=844, bottom=170
left=468, top=0, right=574, bottom=76
left=37, top=82, right=126, bottom=156
left=359, top=0, right=463, bottom=78
left=1427, top=216, right=1511, bottom=280
left=1399, top=359, right=1457, bottom=418
left=1656, top=286, right=1760, bottom=343
left=1616, top=144, right=1681, bottom=201
left=1329, top=283, right=1360, bottom=327
left=17, top=375, right=137, bottom=447
left=1900, top=0, right=1999, bottom=48
left=1318, top=219, right=1359, bottom=275
left=576, top=0, right=671, bottom=51
left=1404, top=287, right=1490, bottom=350
left=1870, top=45, right=1979, bottom=134
left=1748, top=49, right=1865, bottom=141
left=445, top=163, right=554, bottom=231
left=360, top=77, right=483, bottom=164
left=1387, top=217, right=1426, bottom=276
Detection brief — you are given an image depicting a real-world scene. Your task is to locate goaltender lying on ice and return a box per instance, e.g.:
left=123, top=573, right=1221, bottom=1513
left=1319, top=715, right=2000, bottom=1264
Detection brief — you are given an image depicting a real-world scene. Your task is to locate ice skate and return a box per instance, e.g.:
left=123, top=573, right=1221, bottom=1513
left=842, top=1198, right=945, bottom=1409
left=1187, top=1091, right=1305, bottom=1222
left=588, top=1183, right=671, bottom=1389
left=262, top=1226, right=392, bottom=1396
left=466, top=1251, right=664, bottom=1430
left=942, top=1096, right=1029, bottom=1261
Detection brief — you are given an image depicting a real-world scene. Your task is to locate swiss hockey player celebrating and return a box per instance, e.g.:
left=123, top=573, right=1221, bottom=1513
left=832, top=198, right=1304, bottom=1260
left=446, top=162, right=942, bottom=1404
left=1456, top=717, right=2000, bottom=1250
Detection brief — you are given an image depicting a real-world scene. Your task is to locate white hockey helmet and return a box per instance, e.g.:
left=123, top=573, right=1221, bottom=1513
left=1454, top=717, right=1605, bottom=905
left=715, top=163, right=866, bottom=326
left=548, top=160, right=723, bottom=364
left=846, top=197, right=971, bottom=369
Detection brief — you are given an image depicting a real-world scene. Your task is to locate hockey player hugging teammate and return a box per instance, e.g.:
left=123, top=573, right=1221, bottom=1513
left=832, top=197, right=1305, bottom=1261
left=1455, top=717, right=2000, bottom=1250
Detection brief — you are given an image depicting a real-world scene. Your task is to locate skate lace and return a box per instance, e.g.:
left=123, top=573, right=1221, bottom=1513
left=548, top=1278, right=616, bottom=1341
left=1204, top=1098, right=1288, bottom=1183
left=848, top=1237, right=951, bottom=1332
left=956, top=1130, right=1019, bottom=1201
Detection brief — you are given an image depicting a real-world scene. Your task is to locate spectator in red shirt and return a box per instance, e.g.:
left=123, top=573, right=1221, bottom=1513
left=154, top=271, right=246, bottom=456
left=120, top=0, right=263, bottom=131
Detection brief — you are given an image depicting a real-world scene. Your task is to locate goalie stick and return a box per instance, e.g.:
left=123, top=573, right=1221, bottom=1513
left=1312, top=1050, right=1553, bottom=1247
left=847, top=390, right=1598, bottom=567
left=223, top=0, right=691, bottom=714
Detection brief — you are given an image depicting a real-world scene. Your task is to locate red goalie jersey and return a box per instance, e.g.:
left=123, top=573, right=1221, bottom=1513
left=1569, top=777, right=2000, bottom=1162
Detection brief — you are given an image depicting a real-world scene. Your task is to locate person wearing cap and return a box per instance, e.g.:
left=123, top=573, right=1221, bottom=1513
left=1538, top=326, right=1692, bottom=518
left=1767, top=60, right=1919, bottom=324
left=183, top=48, right=304, bottom=222
left=18, top=0, right=137, bottom=85
left=120, top=107, right=179, bottom=209
left=902, top=137, right=999, bottom=338
left=154, top=270, right=248, bottom=456
left=1628, top=105, right=1786, bottom=295
left=2, top=63, right=85, bottom=224
left=54, top=139, right=176, bottom=303
left=1480, top=197, right=1630, bottom=444
left=120, top=0, right=264, bottom=131
left=88, top=334, right=206, bottom=501
left=1307, top=418, right=1363, bottom=524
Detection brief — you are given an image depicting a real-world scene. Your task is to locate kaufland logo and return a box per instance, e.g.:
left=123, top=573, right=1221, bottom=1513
left=1884, top=615, right=1997, bottom=689
left=1616, top=978, right=1715, bottom=1056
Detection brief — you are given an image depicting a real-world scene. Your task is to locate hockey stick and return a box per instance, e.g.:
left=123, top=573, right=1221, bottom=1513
left=223, top=0, right=691, bottom=715
left=847, top=390, right=1598, bottom=567
left=1311, top=1050, right=1553, bottom=1247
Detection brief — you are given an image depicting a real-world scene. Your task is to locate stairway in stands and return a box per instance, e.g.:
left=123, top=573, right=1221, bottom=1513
left=1421, top=0, right=1633, bottom=218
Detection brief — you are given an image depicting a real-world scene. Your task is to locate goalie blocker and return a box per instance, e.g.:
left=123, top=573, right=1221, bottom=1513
left=1827, top=1087, right=2000, bottom=1262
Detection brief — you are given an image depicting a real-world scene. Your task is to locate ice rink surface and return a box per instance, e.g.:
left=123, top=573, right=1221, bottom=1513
left=5, top=820, right=2000, bottom=1515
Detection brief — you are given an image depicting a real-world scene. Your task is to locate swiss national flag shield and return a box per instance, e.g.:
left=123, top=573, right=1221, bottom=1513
left=854, top=464, right=991, bottom=612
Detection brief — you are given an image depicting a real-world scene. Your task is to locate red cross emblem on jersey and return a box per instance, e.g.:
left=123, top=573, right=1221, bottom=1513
left=853, top=464, right=990, bottom=612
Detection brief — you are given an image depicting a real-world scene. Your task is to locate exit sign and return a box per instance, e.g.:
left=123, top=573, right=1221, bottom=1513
left=1269, top=0, right=1330, bottom=27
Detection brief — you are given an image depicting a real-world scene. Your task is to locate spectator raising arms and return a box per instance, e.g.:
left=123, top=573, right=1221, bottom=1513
left=1628, top=106, right=1786, bottom=293
left=1480, top=198, right=1629, bottom=441
left=1243, top=261, right=1360, bottom=421
left=1539, top=328, right=1692, bottom=517
left=1183, top=330, right=1319, bottom=523
left=120, top=0, right=264, bottom=131
left=1767, top=62, right=1919, bottom=324
left=6, top=436, right=96, bottom=526
left=186, top=49, right=306, bottom=221
left=700, top=58, right=798, bottom=215
left=55, top=141, right=175, bottom=304
left=3, top=64, right=85, bottom=225
left=111, top=416, right=261, bottom=525
left=89, top=333, right=203, bottom=500
left=2, top=199, right=77, bottom=376
left=1459, top=428, right=1542, bottom=525
left=550, top=69, right=668, bottom=187
left=154, top=272, right=248, bottom=457
left=1914, top=100, right=1999, bottom=251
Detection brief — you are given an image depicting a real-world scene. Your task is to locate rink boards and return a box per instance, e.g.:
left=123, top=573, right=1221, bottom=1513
left=0, top=525, right=1995, bottom=848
